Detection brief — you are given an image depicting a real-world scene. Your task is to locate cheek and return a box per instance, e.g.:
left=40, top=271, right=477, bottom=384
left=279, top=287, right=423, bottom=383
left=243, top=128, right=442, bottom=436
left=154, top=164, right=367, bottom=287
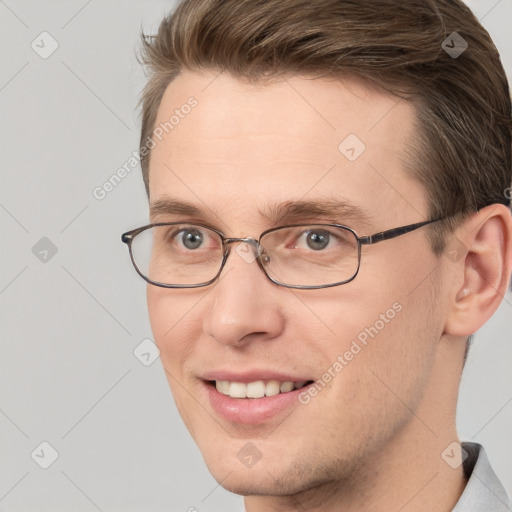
left=147, top=286, right=204, bottom=428
left=309, top=253, right=440, bottom=411
left=146, top=286, right=199, bottom=371
left=304, top=301, right=437, bottom=462
left=147, top=286, right=173, bottom=349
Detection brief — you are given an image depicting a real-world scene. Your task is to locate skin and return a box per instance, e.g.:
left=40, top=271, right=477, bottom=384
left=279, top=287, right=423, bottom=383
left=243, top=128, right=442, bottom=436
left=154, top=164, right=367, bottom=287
left=145, top=70, right=512, bottom=511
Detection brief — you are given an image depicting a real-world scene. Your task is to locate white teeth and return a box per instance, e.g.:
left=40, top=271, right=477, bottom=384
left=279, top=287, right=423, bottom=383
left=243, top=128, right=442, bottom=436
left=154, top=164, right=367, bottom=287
left=228, top=382, right=247, bottom=398
left=266, top=380, right=281, bottom=397
left=215, top=380, right=229, bottom=394
left=247, top=381, right=265, bottom=398
left=280, top=381, right=294, bottom=392
left=214, top=379, right=309, bottom=398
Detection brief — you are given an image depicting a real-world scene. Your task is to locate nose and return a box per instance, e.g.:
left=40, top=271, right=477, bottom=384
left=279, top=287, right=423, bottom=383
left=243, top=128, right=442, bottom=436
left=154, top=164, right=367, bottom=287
left=202, top=239, right=285, bottom=348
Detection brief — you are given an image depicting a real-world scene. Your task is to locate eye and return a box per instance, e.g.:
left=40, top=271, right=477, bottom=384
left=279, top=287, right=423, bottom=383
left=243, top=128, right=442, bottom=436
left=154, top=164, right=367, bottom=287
left=178, top=228, right=204, bottom=249
left=285, top=226, right=356, bottom=253
left=175, top=228, right=205, bottom=250
left=299, top=229, right=333, bottom=251
left=164, top=226, right=217, bottom=251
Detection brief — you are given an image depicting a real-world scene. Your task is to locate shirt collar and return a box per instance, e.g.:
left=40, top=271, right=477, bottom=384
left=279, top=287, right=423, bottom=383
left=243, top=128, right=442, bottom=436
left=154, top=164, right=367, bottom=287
left=452, top=442, right=512, bottom=511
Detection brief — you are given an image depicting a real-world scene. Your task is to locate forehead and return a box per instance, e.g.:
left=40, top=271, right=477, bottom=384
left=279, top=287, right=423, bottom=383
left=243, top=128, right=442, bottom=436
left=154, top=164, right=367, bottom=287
left=148, top=70, right=427, bottom=229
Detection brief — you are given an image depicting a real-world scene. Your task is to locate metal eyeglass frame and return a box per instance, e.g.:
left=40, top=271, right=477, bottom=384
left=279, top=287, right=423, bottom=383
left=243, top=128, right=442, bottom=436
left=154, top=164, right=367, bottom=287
left=121, top=217, right=445, bottom=290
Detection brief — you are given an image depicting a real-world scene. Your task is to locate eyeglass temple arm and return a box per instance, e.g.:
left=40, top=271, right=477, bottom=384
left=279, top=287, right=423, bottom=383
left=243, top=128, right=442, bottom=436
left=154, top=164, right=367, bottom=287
left=121, top=225, right=152, bottom=244
left=358, top=219, right=442, bottom=245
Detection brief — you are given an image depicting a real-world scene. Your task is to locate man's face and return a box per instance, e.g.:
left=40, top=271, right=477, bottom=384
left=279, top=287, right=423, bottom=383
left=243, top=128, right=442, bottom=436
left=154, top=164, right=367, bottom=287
left=147, top=70, right=447, bottom=495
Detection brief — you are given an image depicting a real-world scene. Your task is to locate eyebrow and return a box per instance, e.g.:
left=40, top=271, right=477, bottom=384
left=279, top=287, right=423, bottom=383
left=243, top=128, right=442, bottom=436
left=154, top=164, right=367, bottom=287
left=150, top=197, right=204, bottom=219
left=260, top=198, right=373, bottom=227
left=149, top=196, right=373, bottom=228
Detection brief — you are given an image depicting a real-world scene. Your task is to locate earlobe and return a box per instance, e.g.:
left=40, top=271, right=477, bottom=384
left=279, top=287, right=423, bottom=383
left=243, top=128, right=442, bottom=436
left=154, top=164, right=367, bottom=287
left=444, top=205, right=512, bottom=337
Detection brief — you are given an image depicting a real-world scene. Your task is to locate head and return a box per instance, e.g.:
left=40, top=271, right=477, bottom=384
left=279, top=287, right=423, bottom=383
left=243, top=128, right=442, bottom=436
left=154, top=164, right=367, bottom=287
left=133, top=0, right=512, bottom=501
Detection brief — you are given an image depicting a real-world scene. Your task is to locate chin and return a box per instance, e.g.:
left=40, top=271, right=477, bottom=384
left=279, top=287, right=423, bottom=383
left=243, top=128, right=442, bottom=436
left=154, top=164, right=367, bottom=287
left=202, top=447, right=331, bottom=498
left=210, top=467, right=301, bottom=497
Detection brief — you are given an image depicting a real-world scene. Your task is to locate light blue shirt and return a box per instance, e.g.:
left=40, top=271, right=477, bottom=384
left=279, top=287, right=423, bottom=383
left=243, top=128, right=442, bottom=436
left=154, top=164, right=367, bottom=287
left=453, top=442, right=512, bottom=511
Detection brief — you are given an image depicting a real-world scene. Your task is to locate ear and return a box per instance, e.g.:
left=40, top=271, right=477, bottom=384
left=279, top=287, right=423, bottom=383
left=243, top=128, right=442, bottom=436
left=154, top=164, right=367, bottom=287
left=444, top=204, right=512, bottom=337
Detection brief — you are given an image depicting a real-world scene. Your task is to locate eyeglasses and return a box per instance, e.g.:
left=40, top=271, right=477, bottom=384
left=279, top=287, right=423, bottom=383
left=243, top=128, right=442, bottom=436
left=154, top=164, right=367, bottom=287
left=121, top=218, right=443, bottom=289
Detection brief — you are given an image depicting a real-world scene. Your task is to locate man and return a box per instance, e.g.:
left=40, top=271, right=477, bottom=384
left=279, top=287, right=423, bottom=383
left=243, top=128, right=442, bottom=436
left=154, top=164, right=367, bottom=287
left=122, top=0, right=512, bottom=510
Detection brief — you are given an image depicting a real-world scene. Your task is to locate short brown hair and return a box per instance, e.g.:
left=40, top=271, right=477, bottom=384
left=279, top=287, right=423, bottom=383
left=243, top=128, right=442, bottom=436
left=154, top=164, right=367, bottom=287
left=138, top=0, right=511, bottom=252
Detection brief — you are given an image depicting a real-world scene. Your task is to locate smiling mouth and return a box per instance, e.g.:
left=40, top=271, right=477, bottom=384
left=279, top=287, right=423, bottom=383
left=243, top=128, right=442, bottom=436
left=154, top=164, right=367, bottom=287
left=209, top=379, right=314, bottom=399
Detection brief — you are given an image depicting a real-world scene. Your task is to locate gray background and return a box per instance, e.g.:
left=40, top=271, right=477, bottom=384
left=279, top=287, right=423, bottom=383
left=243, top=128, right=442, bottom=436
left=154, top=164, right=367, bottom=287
left=1, top=1, right=511, bottom=510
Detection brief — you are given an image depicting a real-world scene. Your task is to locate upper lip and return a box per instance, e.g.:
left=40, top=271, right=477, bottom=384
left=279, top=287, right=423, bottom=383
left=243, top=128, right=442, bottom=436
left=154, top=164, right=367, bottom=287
left=201, top=370, right=313, bottom=383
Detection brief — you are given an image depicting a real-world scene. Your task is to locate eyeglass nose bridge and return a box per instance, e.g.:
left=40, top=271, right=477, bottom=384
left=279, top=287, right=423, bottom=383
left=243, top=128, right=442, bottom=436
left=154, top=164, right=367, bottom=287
left=224, top=236, right=259, bottom=253
left=224, top=236, right=259, bottom=245
left=222, top=237, right=270, bottom=264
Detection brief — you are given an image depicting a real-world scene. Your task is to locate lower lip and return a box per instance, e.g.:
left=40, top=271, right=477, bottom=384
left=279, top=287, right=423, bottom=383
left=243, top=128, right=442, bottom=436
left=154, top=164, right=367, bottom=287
left=203, top=381, right=309, bottom=424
